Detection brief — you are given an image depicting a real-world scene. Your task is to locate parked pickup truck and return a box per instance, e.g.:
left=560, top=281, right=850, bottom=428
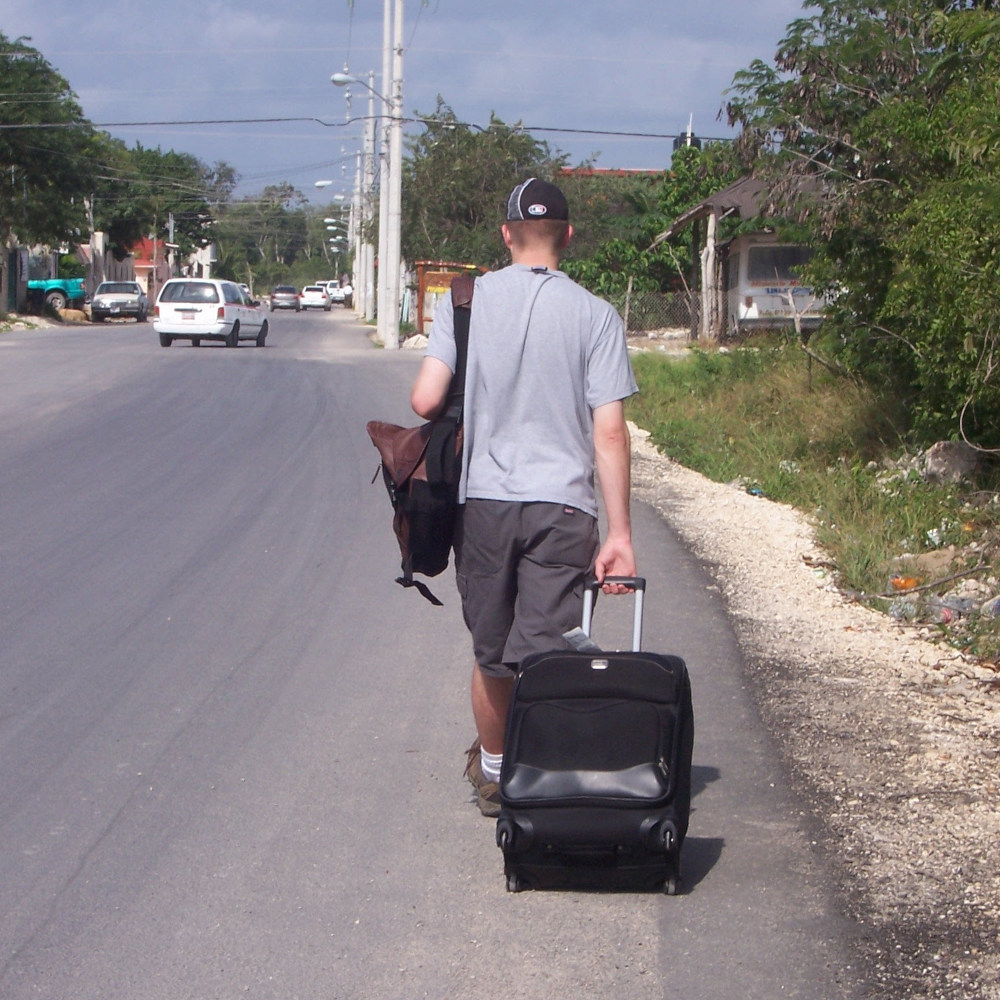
left=27, top=277, right=87, bottom=311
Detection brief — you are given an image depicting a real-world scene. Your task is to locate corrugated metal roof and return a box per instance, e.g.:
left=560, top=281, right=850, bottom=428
left=650, top=177, right=770, bottom=246
left=650, top=174, right=823, bottom=248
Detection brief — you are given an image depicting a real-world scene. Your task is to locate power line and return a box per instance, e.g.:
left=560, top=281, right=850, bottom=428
left=0, top=113, right=730, bottom=143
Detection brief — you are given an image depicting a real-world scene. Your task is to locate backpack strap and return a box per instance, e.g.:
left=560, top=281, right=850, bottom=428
left=425, top=275, right=474, bottom=487
left=446, top=274, right=474, bottom=415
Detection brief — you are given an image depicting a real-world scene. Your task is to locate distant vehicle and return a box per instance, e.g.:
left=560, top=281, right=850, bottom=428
left=90, top=281, right=150, bottom=322
left=300, top=285, right=331, bottom=311
left=27, top=277, right=86, bottom=312
left=269, top=285, right=300, bottom=311
left=326, top=281, right=346, bottom=304
left=153, top=278, right=268, bottom=348
left=724, top=233, right=824, bottom=334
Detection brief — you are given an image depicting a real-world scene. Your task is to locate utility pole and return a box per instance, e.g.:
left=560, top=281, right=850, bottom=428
left=382, top=0, right=405, bottom=351
left=362, top=72, right=377, bottom=323
left=167, top=213, right=176, bottom=278
left=376, top=0, right=394, bottom=349
left=331, top=18, right=400, bottom=343
left=85, top=194, right=96, bottom=296
left=351, top=148, right=362, bottom=299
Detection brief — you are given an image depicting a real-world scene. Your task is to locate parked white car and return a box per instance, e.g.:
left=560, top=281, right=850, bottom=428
left=153, top=279, right=268, bottom=348
left=300, top=285, right=331, bottom=311
left=90, top=281, right=150, bottom=322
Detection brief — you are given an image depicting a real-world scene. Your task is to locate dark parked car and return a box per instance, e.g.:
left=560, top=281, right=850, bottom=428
left=270, top=285, right=300, bottom=311
left=91, top=281, right=150, bottom=322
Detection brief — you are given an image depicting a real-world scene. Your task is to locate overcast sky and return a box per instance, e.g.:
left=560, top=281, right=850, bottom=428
left=7, top=0, right=807, bottom=202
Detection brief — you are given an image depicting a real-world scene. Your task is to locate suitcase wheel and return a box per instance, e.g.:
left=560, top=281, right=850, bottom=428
left=664, top=877, right=678, bottom=896
left=506, top=872, right=527, bottom=893
left=496, top=820, right=513, bottom=851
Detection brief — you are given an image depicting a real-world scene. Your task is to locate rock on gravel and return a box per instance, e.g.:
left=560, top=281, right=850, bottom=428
left=630, top=425, right=1000, bottom=1000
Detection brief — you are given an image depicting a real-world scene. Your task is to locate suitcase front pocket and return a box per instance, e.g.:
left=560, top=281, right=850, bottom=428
left=502, top=698, right=674, bottom=804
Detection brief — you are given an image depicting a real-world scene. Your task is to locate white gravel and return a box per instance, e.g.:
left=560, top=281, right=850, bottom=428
left=630, top=424, right=1000, bottom=1000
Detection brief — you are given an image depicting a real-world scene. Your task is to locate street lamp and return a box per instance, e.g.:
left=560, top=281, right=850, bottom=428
left=316, top=185, right=347, bottom=205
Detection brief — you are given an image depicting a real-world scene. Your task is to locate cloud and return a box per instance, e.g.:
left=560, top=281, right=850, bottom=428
left=9, top=0, right=806, bottom=194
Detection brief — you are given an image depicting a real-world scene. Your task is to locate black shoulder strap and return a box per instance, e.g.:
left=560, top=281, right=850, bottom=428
left=446, top=274, right=474, bottom=414
left=424, top=276, right=474, bottom=489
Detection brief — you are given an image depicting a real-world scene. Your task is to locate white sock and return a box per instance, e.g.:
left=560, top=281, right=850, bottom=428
left=481, top=748, right=503, bottom=784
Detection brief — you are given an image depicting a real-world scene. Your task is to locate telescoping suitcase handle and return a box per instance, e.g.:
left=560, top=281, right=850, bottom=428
left=581, top=576, right=646, bottom=652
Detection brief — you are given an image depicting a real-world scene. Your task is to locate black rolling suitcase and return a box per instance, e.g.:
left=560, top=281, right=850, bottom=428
left=496, top=577, right=693, bottom=894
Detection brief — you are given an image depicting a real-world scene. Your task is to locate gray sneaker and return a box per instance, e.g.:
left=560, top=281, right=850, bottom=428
left=463, top=739, right=501, bottom=817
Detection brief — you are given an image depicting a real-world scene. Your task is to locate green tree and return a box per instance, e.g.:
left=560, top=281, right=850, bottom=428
left=85, top=142, right=229, bottom=260
left=400, top=99, right=565, bottom=270
left=89, top=136, right=152, bottom=254
left=725, top=0, right=1000, bottom=444
left=556, top=169, right=668, bottom=263
left=561, top=143, right=742, bottom=298
left=213, top=184, right=309, bottom=287
left=126, top=145, right=213, bottom=256
left=0, top=33, right=97, bottom=247
left=871, top=9, right=1000, bottom=441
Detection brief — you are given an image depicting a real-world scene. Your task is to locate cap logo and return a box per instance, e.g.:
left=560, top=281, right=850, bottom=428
left=527, top=203, right=548, bottom=217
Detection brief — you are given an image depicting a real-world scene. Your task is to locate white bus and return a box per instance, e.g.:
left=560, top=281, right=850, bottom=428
left=724, top=233, right=824, bottom=335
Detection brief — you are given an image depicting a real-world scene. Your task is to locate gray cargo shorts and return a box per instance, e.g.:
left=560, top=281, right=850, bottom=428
left=455, top=499, right=599, bottom=678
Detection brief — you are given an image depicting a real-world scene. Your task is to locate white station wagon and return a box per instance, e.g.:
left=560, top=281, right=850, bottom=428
left=154, top=279, right=268, bottom=348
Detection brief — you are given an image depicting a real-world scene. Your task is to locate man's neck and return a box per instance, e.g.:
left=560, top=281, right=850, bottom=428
left=510, top=250, right=561, bottom=271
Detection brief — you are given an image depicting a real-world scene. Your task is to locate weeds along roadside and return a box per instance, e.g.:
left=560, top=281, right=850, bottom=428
left=625, top=335, right=1000, bottom=660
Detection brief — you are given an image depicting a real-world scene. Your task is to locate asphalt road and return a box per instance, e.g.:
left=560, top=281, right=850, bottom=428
left=0, top=310, right=866, bottom=999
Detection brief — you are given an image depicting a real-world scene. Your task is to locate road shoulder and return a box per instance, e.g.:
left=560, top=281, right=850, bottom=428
left=630, top=424, right=1000, bottom=1000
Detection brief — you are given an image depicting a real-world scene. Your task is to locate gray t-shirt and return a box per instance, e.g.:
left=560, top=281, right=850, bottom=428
left=427, top=265, right=637, bottom=517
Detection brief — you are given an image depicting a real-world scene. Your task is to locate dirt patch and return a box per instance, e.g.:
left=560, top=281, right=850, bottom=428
left=630, top=425, right=1000, bottom=1000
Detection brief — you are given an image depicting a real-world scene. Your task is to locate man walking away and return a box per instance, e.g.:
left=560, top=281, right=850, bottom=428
left=410, top=178, right=638, bottom=816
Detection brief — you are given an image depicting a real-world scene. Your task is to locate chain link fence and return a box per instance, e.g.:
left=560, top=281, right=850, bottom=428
left=606, top=288, right=700, bottom=339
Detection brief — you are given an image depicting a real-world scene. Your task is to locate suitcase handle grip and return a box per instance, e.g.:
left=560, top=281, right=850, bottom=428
left=592, top=575, right=646, bottom=591
left=582, top=576, right=646, bottom=651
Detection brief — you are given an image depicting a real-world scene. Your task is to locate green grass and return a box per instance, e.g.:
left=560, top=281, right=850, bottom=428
left=626, top=335, right=1000, bottom=659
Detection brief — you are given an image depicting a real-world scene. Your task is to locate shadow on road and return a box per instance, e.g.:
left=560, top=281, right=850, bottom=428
left=679, top=764, right=724, bottom=892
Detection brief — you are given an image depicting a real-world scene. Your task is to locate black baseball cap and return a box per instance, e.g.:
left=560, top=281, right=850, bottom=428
left=506, top=178, right=569, bottom=222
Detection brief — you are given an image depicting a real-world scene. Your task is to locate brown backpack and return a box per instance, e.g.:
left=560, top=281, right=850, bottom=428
left=366, top=275, right=474, bottom=604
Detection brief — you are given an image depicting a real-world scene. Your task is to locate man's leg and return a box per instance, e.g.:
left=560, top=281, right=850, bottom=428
left=471, top=664, right=514, bottom=755
left=464, top=665, right=513, bottom=816
left=455, top=500, right=518, bottom=815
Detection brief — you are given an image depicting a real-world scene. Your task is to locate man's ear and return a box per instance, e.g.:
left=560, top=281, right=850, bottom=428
left=501, top=223, right=514, bottom=249
left=562, top=224, right=574, bottom=249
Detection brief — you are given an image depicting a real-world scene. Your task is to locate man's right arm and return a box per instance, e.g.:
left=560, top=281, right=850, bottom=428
left=592, top=399, right=637, bottom=593
left=410, top=357, right=454, bottom=420
left=594, top=400, right=636, bottom=594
